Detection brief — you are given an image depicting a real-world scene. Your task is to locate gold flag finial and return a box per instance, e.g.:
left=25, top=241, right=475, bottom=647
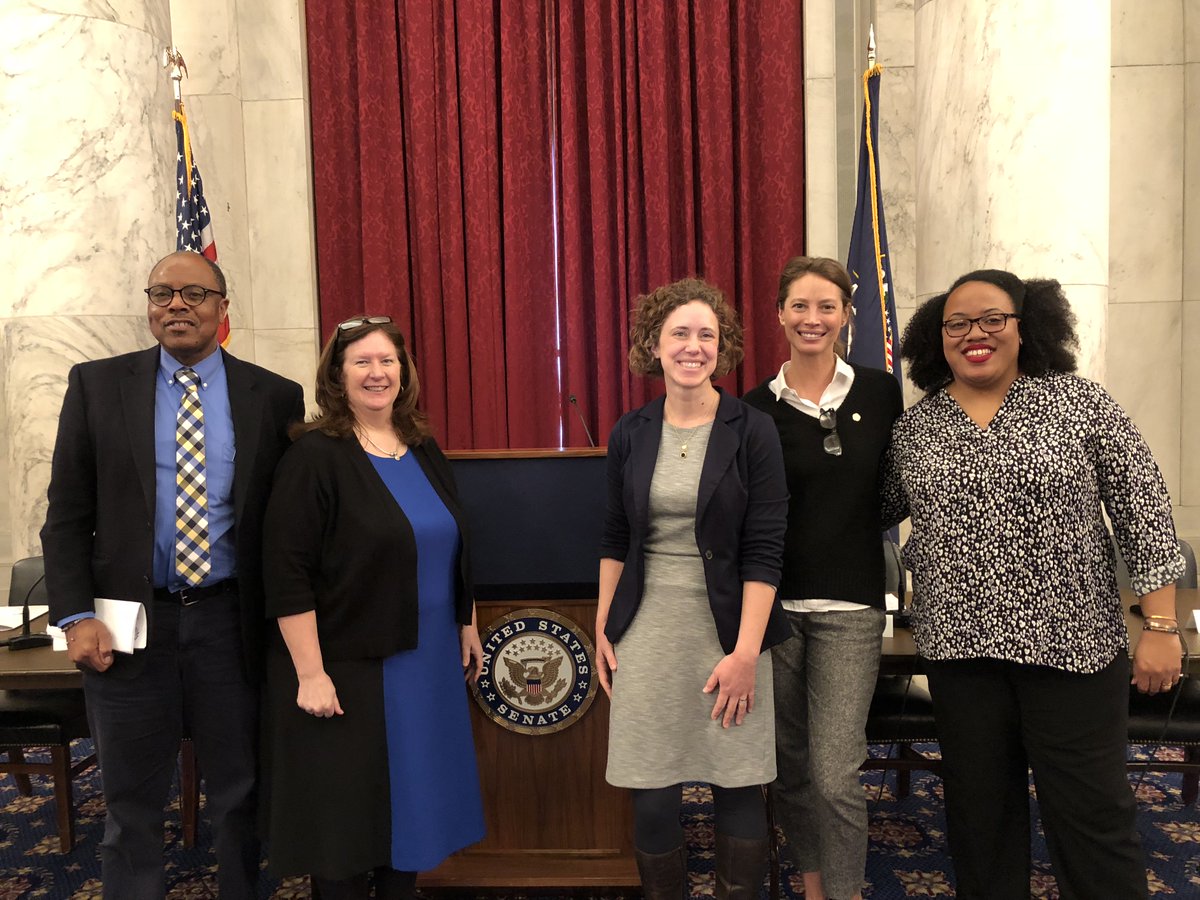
left=163, top=46, right=188, bottom=104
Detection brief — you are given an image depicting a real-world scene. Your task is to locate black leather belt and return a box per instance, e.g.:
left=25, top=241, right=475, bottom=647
left=154, top=579, right=238, bottom=606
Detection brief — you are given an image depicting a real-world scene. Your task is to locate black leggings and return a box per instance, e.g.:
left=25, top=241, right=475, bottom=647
left=632, top=783, right=766, bottom=854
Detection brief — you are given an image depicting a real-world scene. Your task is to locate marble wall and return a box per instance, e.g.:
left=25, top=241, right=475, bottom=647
left=1, top=1, right=176, bottom=561
left=1109, top=0, right=1192, bottom=534
left=0, top=0, right=318, bottom=582
left=167, top=0, right=319, bottom=402
left=2, top=0, right=1196, bottom=581
left=809, top=0, right=1196, bottom=537
left=1178, top=0, right=1200, bottom=537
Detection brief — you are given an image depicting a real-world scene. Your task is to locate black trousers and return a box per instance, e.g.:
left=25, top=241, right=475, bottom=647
left=924, top=654, right=1146, bottom=900
left=84, top=595, right=260, bottom=899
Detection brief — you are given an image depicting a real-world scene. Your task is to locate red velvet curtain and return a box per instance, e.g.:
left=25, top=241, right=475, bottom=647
left=554, top=0, right=806, bottom=445
left=306, top=1, right=804, bottom=449
left=307, top=1, right=559, bottom=448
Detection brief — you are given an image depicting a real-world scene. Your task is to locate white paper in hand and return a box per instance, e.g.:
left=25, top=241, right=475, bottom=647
left=93, top=598, right=147, bottom=654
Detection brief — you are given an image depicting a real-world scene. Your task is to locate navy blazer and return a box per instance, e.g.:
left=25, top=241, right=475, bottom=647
left=600, top=389, right=790, bottom=655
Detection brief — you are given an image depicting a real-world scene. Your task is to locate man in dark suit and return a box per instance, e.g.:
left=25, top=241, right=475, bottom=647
left=40, top=251, right=305, bottom=898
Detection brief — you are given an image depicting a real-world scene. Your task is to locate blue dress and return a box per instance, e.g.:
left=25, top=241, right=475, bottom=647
left=371, top=452, right=485, bottom=870
left=262, top=449, right=484, bottom=880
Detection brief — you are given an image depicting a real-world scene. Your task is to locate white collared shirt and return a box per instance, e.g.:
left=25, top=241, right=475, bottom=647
left=767, top=357, right=869, bottom=614
left=767, top=356, right=856, bottom=417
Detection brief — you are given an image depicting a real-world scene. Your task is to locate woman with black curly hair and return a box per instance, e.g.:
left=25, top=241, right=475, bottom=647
left=881, top=269, right=1184, bottom=899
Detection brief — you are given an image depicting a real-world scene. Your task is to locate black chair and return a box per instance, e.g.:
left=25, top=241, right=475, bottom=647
left=862, top=540, right=941, bottom=797
left=0, top=556, right=95, bottom=852
left=1119, top=537, right=1200, bottom=804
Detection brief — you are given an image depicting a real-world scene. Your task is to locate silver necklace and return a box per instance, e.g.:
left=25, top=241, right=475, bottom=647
left=665, top=422, right=702, bottom=459
left=357, top=427, right=403, bottom=460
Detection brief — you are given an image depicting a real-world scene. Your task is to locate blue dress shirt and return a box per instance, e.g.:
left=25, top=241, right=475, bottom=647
left=152, top=348, right=237, bottom=591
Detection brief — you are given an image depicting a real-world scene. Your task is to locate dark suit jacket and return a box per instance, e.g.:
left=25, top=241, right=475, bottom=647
left=262, top=430, right=475, bottom=662
left=40, top=345, right=305, bottom=679
left=599, top=389, right=790, bottom=655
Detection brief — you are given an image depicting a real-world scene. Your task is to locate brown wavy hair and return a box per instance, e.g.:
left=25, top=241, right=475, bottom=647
left=294, top=318, right=430, bottom=445
left=628, top=277, right=743, bottom=378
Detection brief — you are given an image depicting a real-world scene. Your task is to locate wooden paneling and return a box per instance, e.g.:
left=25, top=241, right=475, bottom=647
left=421, top=599, right=638, bottom=889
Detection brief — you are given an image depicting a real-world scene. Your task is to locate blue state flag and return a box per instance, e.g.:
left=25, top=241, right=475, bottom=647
left=845, top=64, right=901, bottom=386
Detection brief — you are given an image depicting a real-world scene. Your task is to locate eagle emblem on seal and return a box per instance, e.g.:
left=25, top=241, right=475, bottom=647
left=474, top=608, right=598, bottom=735
left=500, top=653, right=566, bottom=705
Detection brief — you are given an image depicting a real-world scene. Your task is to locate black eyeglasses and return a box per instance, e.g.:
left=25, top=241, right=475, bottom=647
left=145, top=285, right=224, bottom=307
left=942, top=313, right=1020, bottom=338
left=338, top=315, right=393, bottom=331
left=819, top=408, right=842, bottom=457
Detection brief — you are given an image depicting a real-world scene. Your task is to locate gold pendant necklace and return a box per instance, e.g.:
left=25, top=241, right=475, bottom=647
left=665, top=422, right=701, bottom=459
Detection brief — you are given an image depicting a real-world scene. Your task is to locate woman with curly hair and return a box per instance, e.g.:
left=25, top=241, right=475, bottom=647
left=742, top=256, right=903, bottom=900
left=882, top=269, right=1184, bottom=899
left=596, top=277, right=789, bottom=899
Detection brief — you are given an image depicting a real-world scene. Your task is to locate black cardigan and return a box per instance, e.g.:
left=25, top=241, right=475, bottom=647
left=262, top=430, right=474, bottom=662
left=742, top=365, right=903, bottom=607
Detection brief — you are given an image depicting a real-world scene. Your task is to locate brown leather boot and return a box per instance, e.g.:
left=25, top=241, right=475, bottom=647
left=634, top=844, right=688, bottom=900
left=714, top=833, right=769, bottom=900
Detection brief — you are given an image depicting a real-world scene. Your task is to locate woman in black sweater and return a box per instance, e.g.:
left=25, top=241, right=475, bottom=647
left=261, top=317, right=485, bottom=898
left=743, top=257, right=903, bottom=900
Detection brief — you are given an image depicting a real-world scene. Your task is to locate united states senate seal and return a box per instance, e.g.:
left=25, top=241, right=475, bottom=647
left=472, top=608, right=598, bottom=735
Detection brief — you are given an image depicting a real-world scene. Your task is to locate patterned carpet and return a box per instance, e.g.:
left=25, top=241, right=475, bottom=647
left=0, top=741, right=1197, bottom=898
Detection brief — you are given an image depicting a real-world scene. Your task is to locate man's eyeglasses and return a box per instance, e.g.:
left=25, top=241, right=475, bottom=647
left=338, top=316, right=393, bottom=332
left=942, top=313, right=1020, bottom=338
left=145, top=285, right=224, bottom=307
left=819, top=408, right=842, bottom=457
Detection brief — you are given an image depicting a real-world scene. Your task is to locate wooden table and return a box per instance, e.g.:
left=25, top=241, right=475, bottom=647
left=0, top=614, right=81, bottom=689
left=5, top=590, right=1198, bottom=691
left=882, top=588, right=1200, bottom=671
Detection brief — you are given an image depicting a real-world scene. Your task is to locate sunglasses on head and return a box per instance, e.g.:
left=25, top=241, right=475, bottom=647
left=337, top=315, right=393, bottom=332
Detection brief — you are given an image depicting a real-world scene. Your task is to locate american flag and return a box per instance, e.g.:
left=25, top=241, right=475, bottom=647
left=173, top=103, right=229, bottom=346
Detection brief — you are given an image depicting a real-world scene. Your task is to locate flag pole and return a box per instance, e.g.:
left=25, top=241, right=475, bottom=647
left=867, top=23, right=876, bottom=68
left=163, top=46, right=187, bottom=107
left=161, top=48, right=228, bottom=345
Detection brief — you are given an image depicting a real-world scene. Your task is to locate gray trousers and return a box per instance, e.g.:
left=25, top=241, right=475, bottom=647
left=771, top=607, right=884, bottom=899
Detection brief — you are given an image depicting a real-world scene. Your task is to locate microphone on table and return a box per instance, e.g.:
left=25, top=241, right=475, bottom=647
left=568, top=394, right=597, bottom=448
left=5, top=571, right=53, bottom=651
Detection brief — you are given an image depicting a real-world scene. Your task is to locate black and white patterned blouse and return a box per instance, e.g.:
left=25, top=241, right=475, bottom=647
left=881, top=372, right=1184, bottom=673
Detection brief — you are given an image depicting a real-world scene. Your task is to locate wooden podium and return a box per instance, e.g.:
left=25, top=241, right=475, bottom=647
left=421, top=450, right=639, bottom=890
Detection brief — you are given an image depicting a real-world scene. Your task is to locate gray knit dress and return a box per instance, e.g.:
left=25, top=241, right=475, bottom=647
left=605, top=423, right=776, bottom=788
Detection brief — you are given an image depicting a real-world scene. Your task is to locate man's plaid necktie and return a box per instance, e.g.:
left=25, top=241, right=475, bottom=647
left=174, top=367, right=211, bottom=585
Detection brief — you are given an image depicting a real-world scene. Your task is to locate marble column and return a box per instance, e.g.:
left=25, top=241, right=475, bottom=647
left=0, top=1, right=174, bottom=559
left=914, top=0, right=1110, bottom=380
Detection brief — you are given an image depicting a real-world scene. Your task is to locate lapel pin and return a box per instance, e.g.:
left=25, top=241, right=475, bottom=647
left=852, top=413, right=862, bottom=422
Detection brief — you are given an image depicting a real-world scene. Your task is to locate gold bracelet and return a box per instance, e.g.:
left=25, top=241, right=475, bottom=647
left=1142, top=621, right=1181, bottom=635
left=1145, top=614, right=1179, bottom=623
